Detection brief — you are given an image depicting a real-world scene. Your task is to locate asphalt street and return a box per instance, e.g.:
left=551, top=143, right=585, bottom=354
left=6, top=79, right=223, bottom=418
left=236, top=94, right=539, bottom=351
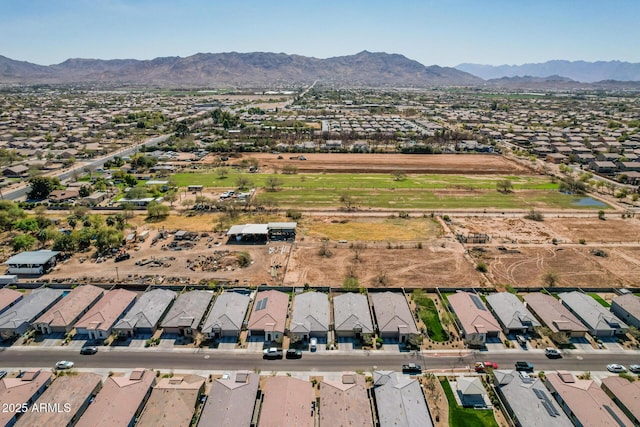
left=1, top=347, right=637, bottom=373
left=2, top=134, right=170, bottom=201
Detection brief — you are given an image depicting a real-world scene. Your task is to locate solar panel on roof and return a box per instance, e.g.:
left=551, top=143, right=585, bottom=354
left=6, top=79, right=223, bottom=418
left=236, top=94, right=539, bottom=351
left=540, top=393, right=560, bottom=416
left=533, top=388, right=545, bottom=399
left=470, top=294, right=486, bottom=310
left=542, top=400, right=557, bottom=417
left=255, top=298, right=268, bottom=311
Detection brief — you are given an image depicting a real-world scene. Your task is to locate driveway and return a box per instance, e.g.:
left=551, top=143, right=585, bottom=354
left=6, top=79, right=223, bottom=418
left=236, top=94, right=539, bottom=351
left=246, top=335, right=266, bottom=353
left=216, top=336, right=238, bottom=350
left=34, top=332, right=64, bottom=348
left=337, top=337, right=354, bottom=351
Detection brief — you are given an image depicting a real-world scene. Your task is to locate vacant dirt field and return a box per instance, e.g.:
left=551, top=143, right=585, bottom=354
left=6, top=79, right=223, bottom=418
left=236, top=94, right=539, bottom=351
left=450, top=217, right=640, bottom=245
left=301, top=216, right=442, bottom=242
left=283, top=244, right=484, bottom=288
left=246, top=153, right=531, bottom=174
left=476, top=246, right=638, bottom=288
left=449, top=217, right=556, bottom=244
left=40, top=212, right=485, bottom=289
left=544, top=217, right=640, bottom=244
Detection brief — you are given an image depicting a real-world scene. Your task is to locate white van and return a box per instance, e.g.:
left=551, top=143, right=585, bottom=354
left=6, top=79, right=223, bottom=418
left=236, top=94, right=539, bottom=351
left=310, top=337, right=317, bottom=352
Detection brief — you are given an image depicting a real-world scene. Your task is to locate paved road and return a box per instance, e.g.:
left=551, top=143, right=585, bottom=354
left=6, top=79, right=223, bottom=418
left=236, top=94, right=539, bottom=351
left=0, top=347, right=636, bottom=373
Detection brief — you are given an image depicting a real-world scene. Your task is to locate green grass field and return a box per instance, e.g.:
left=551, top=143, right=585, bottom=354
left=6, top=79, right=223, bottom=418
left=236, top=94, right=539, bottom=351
left=412, top=291, right=447, bottom=342
left=171, top=171, right=609, bottom=210
left=440, top=379, right=498, bottom=427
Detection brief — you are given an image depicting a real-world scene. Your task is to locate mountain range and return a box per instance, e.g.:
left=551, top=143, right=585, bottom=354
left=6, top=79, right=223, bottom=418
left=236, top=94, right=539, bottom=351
left=456, top=60, right=640, bottom=83
left=0, top=51, right=481, bottom=88
left=1, top=52, right=639, bottom=88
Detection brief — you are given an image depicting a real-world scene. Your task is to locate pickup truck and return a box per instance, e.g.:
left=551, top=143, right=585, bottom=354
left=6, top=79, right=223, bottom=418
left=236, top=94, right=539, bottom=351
left=515, top=361, right=534, bottom=372
left=402, top=363, right=422, bottom=374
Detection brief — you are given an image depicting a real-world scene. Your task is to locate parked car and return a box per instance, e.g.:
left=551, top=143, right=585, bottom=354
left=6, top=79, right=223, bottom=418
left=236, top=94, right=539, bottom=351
left=545, top=347, right=562, bottom=358
left=0, top=370, right=6, bottom=380
left=402, top=363, right=422, bottom=374
left=286, top=349, right=302, bottom=359
left=114, top=253, right=131, bottom=262
left=515, top=361, right=534, bottom=372
left=483, top=361, right=498, bottom=369
left=262, top=348, right=283, bottom=360
left=310, top=337, right=317, bottom=352
left=474, top=362, right=486, bottom=373
left=516, top=335, right=527, bottom=347
left=607, top=364, right=627, bottom=373
left=629, top=364, right=640, bottom=373
left=55, top=361, right=74, bottom=370
left=80, top=346, right=98, bottom=355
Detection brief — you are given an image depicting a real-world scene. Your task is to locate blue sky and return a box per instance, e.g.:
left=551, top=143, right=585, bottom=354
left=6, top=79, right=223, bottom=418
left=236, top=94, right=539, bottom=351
left=2, top=0, right=638, bottom=66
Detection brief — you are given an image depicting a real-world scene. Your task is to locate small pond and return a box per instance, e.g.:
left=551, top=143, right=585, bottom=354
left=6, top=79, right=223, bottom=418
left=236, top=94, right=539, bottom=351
left=573, top=197, right=608, bottom=208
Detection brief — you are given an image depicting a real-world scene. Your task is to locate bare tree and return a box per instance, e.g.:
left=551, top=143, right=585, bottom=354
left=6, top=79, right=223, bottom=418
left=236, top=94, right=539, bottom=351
left=351, top=242, right=365, bottom=262
left=340, top=193, right=356, bottom=211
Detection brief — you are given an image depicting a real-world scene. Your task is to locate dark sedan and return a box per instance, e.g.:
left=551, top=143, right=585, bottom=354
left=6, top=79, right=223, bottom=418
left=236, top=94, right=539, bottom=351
left=286, top=349, right=302, bottom=359
left=80, top=346, right=98, bottom=355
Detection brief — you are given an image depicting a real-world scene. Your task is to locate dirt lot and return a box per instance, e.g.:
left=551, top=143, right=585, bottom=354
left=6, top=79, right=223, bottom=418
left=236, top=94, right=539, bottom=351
left=38, top=213, right=485, bottom=289
left=449, top=217, right=555, bottom=244
left=475, top=246, right=638, bottom=288
left=450, top=216, right=640, bottom=245
left=544, top=217, right=640, bottom=244
left=45, top=226, right=284, bottom=287
left=243, top=153, right=531, bottom=174
left=283, top=244, right=484, bottom=288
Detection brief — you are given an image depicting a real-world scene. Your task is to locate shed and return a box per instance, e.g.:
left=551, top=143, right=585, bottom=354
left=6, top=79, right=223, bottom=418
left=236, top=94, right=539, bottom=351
left=4, top=250, right=60, bottom=275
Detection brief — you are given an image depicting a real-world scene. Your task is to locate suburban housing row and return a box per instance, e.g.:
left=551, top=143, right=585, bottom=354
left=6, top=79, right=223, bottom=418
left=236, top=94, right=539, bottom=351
left=0, top=368, right=438, bottom=427
left=0, top=286, right=421, bottom=345
left=446, top=290, right=633, bottom=346
left=3, top=366, right=639, bottom=427
left=1, top=285, right=638, bottom=347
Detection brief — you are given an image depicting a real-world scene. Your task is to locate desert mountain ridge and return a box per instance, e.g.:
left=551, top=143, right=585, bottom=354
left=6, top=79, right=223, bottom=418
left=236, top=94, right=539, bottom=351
left=457, top=59, right=640, bottom=83
left=1, top=52, right=639, bottom=89
left=0, top=50, right=481, bottom=88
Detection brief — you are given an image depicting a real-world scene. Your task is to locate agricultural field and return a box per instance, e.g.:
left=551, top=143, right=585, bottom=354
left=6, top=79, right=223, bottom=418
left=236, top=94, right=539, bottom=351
left=172, top=153, right=608, bottom=211
left=243, top=153, right=528, bottom=174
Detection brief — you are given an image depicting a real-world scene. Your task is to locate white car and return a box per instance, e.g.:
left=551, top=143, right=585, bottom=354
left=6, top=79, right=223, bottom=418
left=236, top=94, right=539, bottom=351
left=310, top=337, right=318, bottom=352
left=607, top=364, right=627, bottom=373
left=545, top=347, right=562, bottom=358
left=629, top=364, right=640, bottom=373
left=55, top=361, right=74, bottom=370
